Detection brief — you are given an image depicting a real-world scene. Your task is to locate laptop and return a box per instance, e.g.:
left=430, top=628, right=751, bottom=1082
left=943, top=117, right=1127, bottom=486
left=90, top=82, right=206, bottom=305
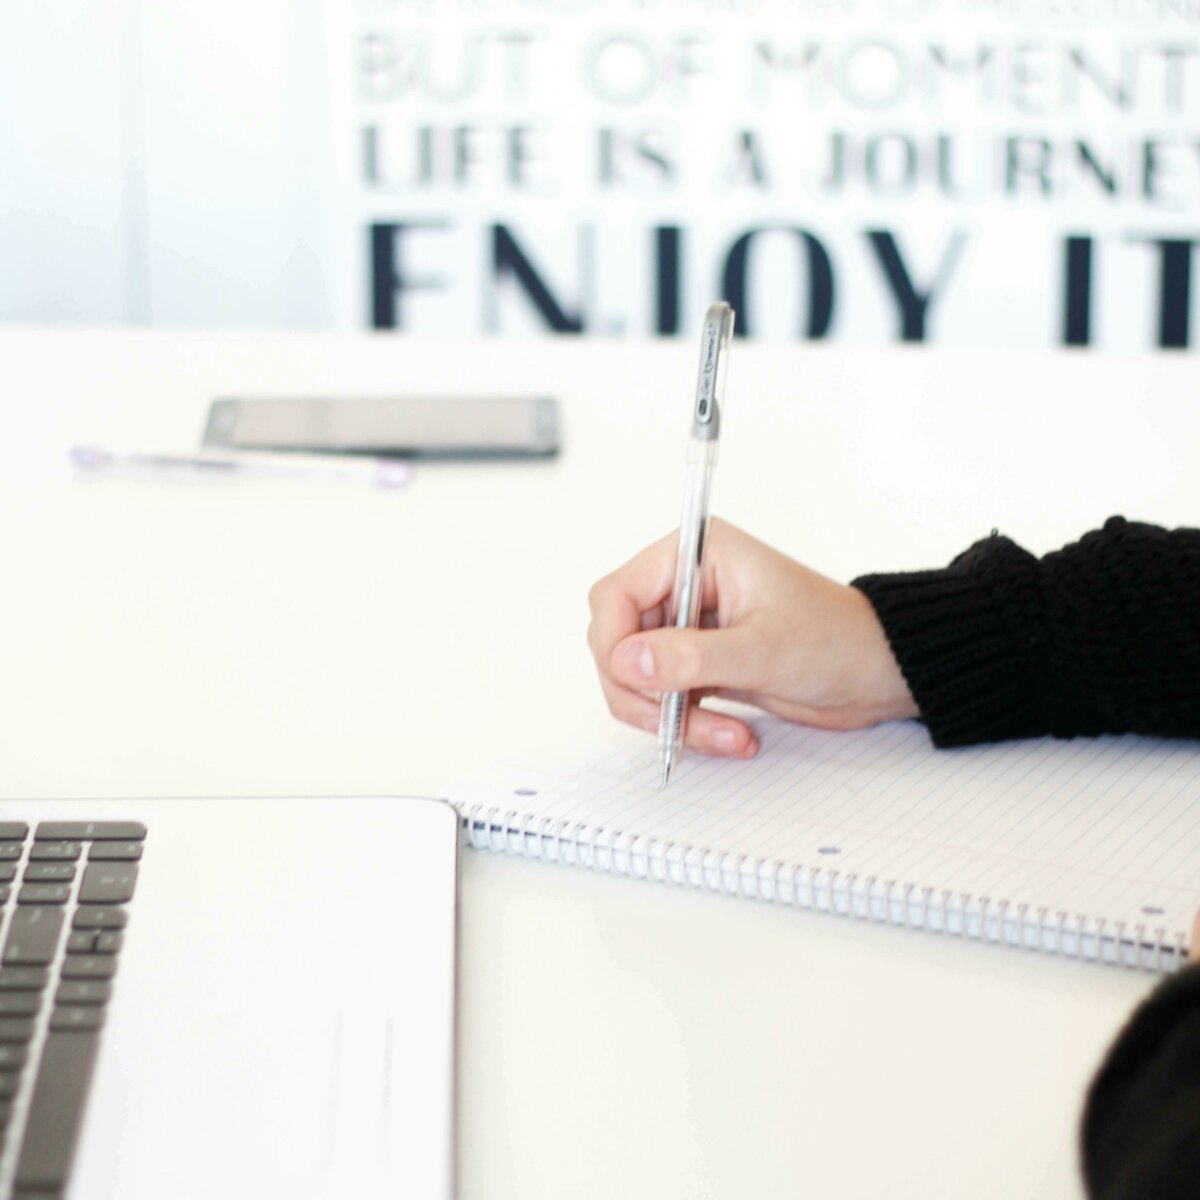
left=0, top=794, right=459, bottom=1200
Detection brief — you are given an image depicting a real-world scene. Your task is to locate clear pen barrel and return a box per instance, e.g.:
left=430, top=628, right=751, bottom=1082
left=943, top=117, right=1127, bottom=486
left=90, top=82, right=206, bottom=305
left=667, top=438, right=718, bottom=628
left=659, top=436, right=719, bottom=759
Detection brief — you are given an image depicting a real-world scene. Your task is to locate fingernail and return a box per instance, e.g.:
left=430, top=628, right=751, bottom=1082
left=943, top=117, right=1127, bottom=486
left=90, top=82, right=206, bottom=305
left=619, top=641, right=655, bottom=680
left=713, top=727, right=738, bottom=752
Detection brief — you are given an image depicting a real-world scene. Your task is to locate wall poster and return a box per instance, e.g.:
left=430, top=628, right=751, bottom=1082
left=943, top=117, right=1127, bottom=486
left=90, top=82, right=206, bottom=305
left=331, top=1, right=1200, bottom=348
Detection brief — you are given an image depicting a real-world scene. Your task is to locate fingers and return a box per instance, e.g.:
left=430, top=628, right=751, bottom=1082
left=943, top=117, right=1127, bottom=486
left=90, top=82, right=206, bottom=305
left=587, top=529, right=729, bottom=675
left=587, top=533, right=675, bottom=677
left=609, top=622, right=770, bottom=695
left=684, top=705, right=759, bottom=757
left=587, top=522, right=759, bottom=759
left=596, top=670, right=758, bottom=757
left=587, top=535, right=678, bottom=746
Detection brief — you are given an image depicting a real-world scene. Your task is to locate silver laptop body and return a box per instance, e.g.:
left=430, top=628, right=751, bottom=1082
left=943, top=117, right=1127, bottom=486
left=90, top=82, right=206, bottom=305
left=0, top=794, right=458, bottom=1200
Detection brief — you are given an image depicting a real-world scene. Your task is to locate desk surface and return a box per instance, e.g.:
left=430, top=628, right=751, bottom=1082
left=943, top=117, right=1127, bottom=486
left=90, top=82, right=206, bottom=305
left=3, top=329, right=1196, bottom=1198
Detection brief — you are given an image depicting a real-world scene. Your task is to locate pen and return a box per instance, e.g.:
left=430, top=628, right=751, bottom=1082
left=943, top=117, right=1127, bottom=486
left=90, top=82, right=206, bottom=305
left=69, top=445, right=413, bottom=489
left=657, top=301, right=736, bottom=790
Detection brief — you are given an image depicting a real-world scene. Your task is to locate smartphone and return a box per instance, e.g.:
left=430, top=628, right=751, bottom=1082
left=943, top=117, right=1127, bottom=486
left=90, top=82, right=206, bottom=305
left=203, top=396, right=560, bottom=460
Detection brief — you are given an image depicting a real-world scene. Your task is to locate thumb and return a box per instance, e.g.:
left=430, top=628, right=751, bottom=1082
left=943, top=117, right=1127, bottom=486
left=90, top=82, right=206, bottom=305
left=611, top=623, right=768, bottom=694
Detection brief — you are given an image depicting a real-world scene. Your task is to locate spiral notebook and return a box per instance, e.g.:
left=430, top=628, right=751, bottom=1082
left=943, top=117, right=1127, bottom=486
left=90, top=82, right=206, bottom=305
left=451, top=717, right=1200, bottom=973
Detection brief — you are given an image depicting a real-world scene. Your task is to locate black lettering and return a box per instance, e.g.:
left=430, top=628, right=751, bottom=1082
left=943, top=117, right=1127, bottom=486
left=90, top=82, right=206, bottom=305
left=452, top=127, right=475, bottom=185
left=370, top=221, right=448, bottom=329
left=1010, top=44, right=1056, bottom=114
left=634, top=130, right=673, bottom=181
left=1156, top=44, right=1198, bottom=112
left=655, top=226, right=682, bottom=335
left=936, top=134, right=960, bottom=197
left=1005, top=137, right=1053, bottom=196
left=491, top=225, right=584, bottom=332
left=1062, top=236, right=1093, bottom=347
left=358, top=33, right=411, bottom=103
left=866, top=230, right=966, bottom=342
left=749, top=40, right=822, bottom=104
left=596, top=128, right=673, bottom=188
left=1076, top=142, right=1117, bottom=196
left=726, top=131, right=768, bottom=187
left=720, top=227, right=835, bottom=340
left=1142, top=141, right=1184, bottom=205
left=927, top=45, right=995, bottom=89
left=506, top=126, right=534, bottom=188
left=363, top=126, right=380, bottom=186
left=495, top=32, right=538, bottom=102
left=1135, top=237, right=1198, bottom=348
left=1067, top=48, right=1133, bottom=110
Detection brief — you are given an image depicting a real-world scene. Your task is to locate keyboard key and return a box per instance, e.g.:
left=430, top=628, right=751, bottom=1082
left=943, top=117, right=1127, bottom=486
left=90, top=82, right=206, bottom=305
left=14, top=1030, right=99, bottom=1191
left=22, top=864, right=75, bottom=884
left=49, top=1008, right=104, bottom=1033
left=55, top=981, right=110, bottom=1007
left=72, top=908, right=126, bottom=931
left=87, top=842, right=143, bottom=862
left=0, top=1074, right=19, bottom=1099
left=0, top=994, right=40, bottom=1017
left=0, top=1019, right=35, bottom=1044
left=0, top=886, right=8, bottom=905
left=0, top=866, right=16, bottom=883
left=95, top=931, right=123, bottom=955
left=78, top=864, right=137, bottom=905
left=35, top=822, right=145, bottom=842
left=0, top=968, right=48, bottom=991
left=17, top=885, right=71, bottom=906
left=60, top=957, right=116, bottom=981
left=2, top=909, right=65, bottom=965
left=0, top=1100, right=12, bottom=1128
left=0, top=825, right=28, bottom=842
left=29, top=843, right=80, bottom=863
left=0, top=845, right=23, bottom=863
left=66, top=930, right=122, bottom=956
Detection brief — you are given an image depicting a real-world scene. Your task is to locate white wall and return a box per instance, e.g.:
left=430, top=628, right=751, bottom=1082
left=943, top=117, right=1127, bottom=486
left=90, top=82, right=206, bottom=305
left=2, top=2, right=1198, bottom=348
left=0, top=0, right=337, bottom=329
left=0, top=2, right=132, bottom=323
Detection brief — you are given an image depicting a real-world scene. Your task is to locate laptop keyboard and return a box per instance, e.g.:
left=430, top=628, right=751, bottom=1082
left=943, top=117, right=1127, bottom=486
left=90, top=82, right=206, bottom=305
left=0, top=820, right=143, bottom=1200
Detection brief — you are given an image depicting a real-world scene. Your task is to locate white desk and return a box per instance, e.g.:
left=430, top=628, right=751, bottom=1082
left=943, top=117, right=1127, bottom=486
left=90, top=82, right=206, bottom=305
left=3, top=330, right=1197, bottom=1198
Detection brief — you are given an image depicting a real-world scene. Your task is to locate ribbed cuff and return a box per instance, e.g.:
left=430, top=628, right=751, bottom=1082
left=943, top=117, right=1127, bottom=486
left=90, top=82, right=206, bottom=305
left=853, top=538, right=1047, bottom=747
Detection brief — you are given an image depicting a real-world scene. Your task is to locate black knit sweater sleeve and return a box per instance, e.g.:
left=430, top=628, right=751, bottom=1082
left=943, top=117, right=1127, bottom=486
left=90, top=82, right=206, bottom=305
left=851, top=516, right=1200, bottom=748
left=1080, top=964, right=1200, bottom=1200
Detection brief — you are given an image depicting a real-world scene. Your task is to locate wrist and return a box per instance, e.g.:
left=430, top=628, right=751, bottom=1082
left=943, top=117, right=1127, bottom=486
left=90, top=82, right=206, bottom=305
left=844, top=585, right=920, bottom=723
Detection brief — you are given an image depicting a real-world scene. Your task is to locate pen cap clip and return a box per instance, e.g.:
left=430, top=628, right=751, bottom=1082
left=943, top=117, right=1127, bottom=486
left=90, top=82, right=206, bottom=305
left=692, top=302, right=734, bottom=441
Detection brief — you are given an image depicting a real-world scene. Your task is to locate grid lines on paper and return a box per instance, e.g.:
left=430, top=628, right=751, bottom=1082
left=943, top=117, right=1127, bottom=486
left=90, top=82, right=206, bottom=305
left=498, top=719, right=1200, bottom=938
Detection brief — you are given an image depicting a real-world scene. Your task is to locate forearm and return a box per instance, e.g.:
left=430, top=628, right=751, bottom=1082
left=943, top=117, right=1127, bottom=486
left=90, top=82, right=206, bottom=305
left=853, top=517, right=1200, bottom=747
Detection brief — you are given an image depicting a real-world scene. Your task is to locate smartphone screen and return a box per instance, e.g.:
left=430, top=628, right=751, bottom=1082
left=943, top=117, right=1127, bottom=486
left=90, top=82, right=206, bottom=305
left=203, top=397, right=560, bottom=460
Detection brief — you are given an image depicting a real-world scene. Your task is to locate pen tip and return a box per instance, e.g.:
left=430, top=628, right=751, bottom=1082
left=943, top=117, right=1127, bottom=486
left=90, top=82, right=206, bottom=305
left=658, top=760, right=671, bottom=791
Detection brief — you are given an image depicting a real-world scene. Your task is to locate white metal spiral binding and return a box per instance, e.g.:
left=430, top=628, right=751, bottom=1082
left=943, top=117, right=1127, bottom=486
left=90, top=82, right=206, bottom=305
left=458, top=805, right=1183, bottom=974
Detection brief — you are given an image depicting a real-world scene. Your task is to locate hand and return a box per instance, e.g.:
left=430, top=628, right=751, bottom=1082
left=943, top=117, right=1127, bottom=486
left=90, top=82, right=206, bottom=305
left=587, top=517, right=919, bottom=758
